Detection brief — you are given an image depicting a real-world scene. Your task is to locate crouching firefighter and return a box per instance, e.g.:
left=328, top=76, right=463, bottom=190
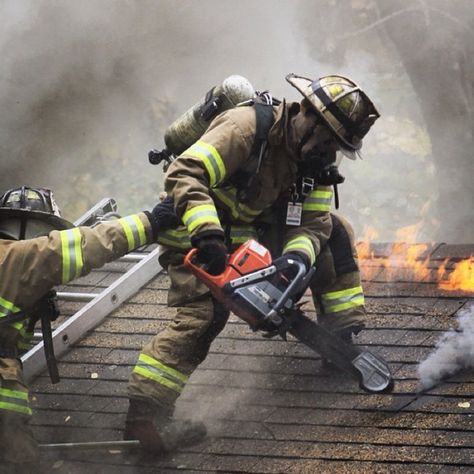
left=0, top=186, right=196, bottom=467
left=126, top=73, right=380, bottom=449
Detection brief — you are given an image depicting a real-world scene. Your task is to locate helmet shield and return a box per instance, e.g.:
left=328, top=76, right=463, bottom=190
left=286, top=73, right=380, bottom=152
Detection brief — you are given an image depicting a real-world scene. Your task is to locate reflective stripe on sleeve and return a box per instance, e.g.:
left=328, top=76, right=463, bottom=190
left=182, top=204, right=220, bottom=233
left=321, top=286, right=365, bottom=314
left=230, top=226, right=258, bottom=245
left=303, top=189, right=333, bottom=212
left=157, top=225, right=257, bottom=250
left=212, top=187, right=262, bottom=223
left=283, top=235, right=316, bottom=265
left=132, top=354, right=188, bottom=394
left=119, top=215, right=147, bottom=252
left=0, top=387, right=32, bottom=416
left=60, top=228, right=84, bottom=283
left=183, top=140, right=226, bottom=186
left=157, top=228, right=192, bottom=249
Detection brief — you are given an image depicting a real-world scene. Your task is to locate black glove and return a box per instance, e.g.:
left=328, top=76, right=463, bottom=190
left=193, top=233, right=228, bottom=275
left=145, top=196, right=181, bottom=239
left=276, top=252, right=310, bottom=280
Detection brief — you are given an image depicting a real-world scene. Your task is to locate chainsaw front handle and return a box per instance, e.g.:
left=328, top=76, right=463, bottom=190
left=265, top=257, right=307, bottom=324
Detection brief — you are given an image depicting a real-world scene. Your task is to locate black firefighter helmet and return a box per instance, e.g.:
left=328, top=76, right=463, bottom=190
left=0, top=186, right=74, bottom=240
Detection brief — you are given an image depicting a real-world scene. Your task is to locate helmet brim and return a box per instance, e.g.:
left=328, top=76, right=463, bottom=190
left=0, top=208, right=74, bottom=238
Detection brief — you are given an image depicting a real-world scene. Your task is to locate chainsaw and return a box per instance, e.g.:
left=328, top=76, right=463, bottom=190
left=184, top=239, right=394, bottom=393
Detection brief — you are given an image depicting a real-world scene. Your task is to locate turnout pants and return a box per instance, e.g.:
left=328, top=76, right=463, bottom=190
left=128, top=252, right=230, bottom=410
left=0, top=328, right=38, bottom=464
left=128, top=213, right=365, bottom=410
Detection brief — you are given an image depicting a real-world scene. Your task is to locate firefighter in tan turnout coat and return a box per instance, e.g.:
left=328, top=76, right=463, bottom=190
left=0, top=186, right=189, bottom=467
left=126, top=74, right=381, bottom=449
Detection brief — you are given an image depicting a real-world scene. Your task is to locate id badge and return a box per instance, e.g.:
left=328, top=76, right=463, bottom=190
left=286, top=202, right=302, bottom=226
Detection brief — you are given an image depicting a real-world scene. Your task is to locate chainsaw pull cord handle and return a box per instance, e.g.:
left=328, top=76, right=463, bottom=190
left=265, top=258, right=307, bottom=322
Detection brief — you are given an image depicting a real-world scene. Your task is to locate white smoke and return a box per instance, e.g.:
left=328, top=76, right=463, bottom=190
left=418, top=304, right=474, bottom=390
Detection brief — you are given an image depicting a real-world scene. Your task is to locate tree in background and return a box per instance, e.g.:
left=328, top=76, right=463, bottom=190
left=298, top=0, right=473, bottom=241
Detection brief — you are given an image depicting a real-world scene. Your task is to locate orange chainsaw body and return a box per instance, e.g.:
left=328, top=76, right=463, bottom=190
left=184, top=239, right=274, bottom=328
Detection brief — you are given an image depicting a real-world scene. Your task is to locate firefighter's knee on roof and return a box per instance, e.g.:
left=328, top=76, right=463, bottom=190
left=310, top=214, right=365, bottom=333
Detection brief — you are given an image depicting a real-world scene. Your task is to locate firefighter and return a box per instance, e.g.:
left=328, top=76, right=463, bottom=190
left=0, top=186, right=199, bottom=469
left=126, top=74, right=380, bottom=450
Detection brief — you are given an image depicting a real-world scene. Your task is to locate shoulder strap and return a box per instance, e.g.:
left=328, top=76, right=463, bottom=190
left=250, top=100, right=275, bottom=168
left=233, top=98, right=276, bottom=204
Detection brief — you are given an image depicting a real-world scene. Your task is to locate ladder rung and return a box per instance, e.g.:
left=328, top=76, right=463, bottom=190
left=56, top=292, right=99, bottom=302
left=118, top=253, right=146, bottom=262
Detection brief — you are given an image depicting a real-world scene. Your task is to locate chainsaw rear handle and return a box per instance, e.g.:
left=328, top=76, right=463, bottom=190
left=184, top=247, right=231, bottom=291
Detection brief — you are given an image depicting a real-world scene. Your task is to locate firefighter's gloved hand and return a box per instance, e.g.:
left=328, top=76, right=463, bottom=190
left=278, top=252, right=311, bottom=280
left=145, top=196, right=181, bottom=240
left=193, top=234, right=228, bottom=275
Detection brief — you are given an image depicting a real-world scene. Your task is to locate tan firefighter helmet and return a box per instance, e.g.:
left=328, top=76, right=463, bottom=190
left=286, top=73, right=380, bottom=156
left=0, top=186, right=73, bottom=240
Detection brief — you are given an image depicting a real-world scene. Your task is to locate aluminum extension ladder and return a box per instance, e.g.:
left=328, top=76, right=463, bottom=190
left=21, top=198, right=163, bottom=384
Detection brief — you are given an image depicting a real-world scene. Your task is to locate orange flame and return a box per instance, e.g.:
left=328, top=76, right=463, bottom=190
left=357, top=224, right=473, bottom=293
left=438, top=256, right=474, bottom=292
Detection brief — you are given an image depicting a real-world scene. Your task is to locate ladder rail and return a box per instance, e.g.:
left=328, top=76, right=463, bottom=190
left=22, top=245, right=162, bottom=383
left=73, top=198, right=118, bottom=227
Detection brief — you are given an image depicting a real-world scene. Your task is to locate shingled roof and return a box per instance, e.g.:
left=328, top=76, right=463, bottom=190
left=32, top=243, right=474, bottom=473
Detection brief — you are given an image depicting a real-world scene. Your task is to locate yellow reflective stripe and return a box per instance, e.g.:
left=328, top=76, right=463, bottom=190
left=138, top=354, right=188, bottom=382
left=131, top=214, right=146, bottom=246
left=0, top=387, right=28, bottom=400
left=230, top=226, right=258, bottom=244
left=0, top=388, right=31, bottom=416
left=60, top=228, right=84, bottom=283
left=212, top=187, right=262, bottom=223
left=73, top=228, right=84, bottom=279
left=119, top=215, right=146, bottom=251
left=303, top=189, right=333, bottom=212
left=133, top=367, right=183, bottom=393
left=184, top=140, right=226, bottom=186
left=321, top=286, right=365, bottom=313
left=0, top=296, right=20, bottom=314
left=157, top=228, right=192, bottom=249
left=60, top=229, right=69, bottom=283
left=157, top=225, right=257, bottom=249
left=322, top=286, right=363, bottom=300
left=182, top=204, right=220, bottom=233
left=283, top=235, right=316, bottom=265
left=0, top=401, right=32, bottom=416
left=0, top=296, right=21, bottom=322
left=11, top=321, right=24, bottom=332
left=325, top=297, right=365, bottom=313
left=133, top=354, right=188, bottom=394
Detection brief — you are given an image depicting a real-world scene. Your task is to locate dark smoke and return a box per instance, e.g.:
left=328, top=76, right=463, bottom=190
left=0, top=0, right=318, bottom=219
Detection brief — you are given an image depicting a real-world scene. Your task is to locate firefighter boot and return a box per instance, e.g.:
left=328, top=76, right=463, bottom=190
left=0, top=413, right=39, bottom=470
left=124, top=398, right=207, bottom=453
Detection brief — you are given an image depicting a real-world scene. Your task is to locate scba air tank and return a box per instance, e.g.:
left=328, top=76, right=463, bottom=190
left=164, top=75, right=255, bottom=155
